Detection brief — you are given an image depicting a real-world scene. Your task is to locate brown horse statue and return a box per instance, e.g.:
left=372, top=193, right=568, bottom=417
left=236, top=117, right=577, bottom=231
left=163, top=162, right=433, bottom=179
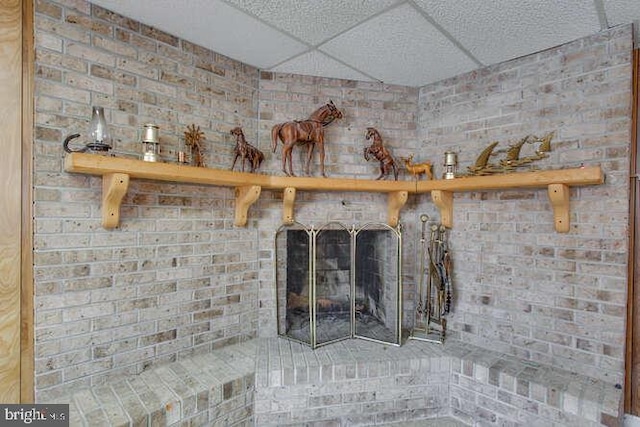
left=271, top=100, right=343, bottom=177
left=230, top=127, right=264, bottom=173
left=363, top=127, right=398, bottom=180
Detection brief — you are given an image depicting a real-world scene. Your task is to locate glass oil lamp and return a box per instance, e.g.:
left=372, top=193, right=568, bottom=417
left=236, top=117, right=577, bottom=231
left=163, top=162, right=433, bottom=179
left=141, top=123, right=160, bottom=162
left=63, top=106, right=112, bottom=154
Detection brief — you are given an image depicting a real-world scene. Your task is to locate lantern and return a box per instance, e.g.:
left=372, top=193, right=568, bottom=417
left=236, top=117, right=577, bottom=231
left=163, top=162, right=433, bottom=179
left=63, top=106, right=112, bottom=154
left=141, top=123, right=160, bottom=162
left=443, top=151, right=458, bottom=179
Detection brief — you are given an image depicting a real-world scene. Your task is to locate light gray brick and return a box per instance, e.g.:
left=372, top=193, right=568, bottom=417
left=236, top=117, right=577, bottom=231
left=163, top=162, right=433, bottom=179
left=32, top=5, right=630, bottom=427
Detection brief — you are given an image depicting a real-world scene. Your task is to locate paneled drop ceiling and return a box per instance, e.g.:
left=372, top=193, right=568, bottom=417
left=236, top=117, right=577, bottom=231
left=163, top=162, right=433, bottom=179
left=91, top=0, right=639, bottom=87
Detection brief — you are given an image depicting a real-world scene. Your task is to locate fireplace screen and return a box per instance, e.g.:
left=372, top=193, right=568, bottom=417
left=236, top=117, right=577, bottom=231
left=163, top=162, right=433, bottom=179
left=275, top=221, right=402, bottom=348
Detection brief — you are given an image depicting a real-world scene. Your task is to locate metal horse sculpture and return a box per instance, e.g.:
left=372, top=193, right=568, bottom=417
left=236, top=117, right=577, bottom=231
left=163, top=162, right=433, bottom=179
left=271, top=100, right=343, bottom=177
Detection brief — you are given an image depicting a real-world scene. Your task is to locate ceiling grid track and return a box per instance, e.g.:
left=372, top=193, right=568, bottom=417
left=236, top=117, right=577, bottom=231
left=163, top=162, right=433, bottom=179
left=406, top=0, right=483, bottom=67
left=90, top=0, right=638, bottom=87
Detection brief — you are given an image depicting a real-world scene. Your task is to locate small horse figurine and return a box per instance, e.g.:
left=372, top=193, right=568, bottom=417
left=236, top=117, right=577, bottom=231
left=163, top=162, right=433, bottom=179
left=271, top=100, right=343, bottom=177
left=401, top=154, right=433, bottom=180
left=230, top=127, right=264, bottom=173
left=363, top=127, right=398, bottom=180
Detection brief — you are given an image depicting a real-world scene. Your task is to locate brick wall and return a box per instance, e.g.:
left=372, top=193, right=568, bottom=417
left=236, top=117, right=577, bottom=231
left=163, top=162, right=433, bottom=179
left=34, top=0, right=261, bottom=400
left=416, top=25, right=633, bottom=384
left=255, top=74, right=423, bottom=337
left=33, top=0, right=632, bottom=402
left=34, top=0, right=424, bottom=401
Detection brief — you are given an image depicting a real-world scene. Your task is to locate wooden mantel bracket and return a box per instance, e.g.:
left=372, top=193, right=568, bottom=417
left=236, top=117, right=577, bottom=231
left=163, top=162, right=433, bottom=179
left=547, top=183, right=570, bottom=233
left=102, top=173, right=130, bottom=229
left=431, top=190, right=453, bottom=228
left=282, top=187, right=296, bottom=225
left=387, top=191, right=408, bottom=227
left=234, top=185, right=261, bottom=227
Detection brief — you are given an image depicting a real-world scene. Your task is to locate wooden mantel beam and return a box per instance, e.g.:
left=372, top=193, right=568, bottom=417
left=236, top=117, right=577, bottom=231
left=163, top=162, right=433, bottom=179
left=64, top=153, right=604, bottom=231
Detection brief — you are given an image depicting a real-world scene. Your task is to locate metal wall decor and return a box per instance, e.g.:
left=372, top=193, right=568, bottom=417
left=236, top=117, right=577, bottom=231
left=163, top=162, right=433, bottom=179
left=464, top=132, right=554, bottom=176
left=275, top=221, right=402, bottom=349
left=411, top=214, right=452, bottom=343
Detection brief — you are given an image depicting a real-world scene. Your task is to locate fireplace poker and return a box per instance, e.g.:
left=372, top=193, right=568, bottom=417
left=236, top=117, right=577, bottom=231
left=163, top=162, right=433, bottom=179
left=442, top=229, right=452, bottom=314
left=436, top=225, right=448, bottom=317
left=426, top=223, right=440, bottom=330
left=429, top=224, right=453, bottom=322
left=416, top=214, right=429, bottom=322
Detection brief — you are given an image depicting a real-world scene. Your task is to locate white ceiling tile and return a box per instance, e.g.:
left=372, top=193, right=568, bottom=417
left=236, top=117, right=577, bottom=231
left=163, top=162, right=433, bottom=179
left=413, top=0, right=601, bottom=65
left=89, top=0, right=637, bottom=87
left=603, top=0, right=640, bottom=40
left=319, top=3, right=478, bottom=87
left=271, top=51, right=375, bottom=82
left=223, top=0, right=402, bottom=45
left=91, top=0, right=308, bottom=69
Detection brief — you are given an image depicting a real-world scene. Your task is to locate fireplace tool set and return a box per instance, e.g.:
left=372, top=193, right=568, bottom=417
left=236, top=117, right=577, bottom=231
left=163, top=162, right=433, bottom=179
left=410, top=214, right=452, bottom=343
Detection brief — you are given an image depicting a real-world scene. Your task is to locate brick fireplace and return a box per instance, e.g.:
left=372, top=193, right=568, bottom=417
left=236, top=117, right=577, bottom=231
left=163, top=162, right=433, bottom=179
left=32, top=0, right=631, bottom=425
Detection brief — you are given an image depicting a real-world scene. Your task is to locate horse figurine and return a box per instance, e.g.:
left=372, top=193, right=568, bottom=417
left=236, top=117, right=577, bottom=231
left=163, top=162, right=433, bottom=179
left=230, top=127, right=264, bottom=173
left=271, top=100, right=343, bottom=177
left=401, top=154, right=433, bottom=180
left=363, top=127, right=398, bottom=180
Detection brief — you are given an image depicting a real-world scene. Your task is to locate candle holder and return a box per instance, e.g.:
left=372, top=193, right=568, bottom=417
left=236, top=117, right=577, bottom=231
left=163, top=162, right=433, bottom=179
left=177, top=151, right=187, bottom=164
left=63, top=106, right=112, bottom=154
left=141, top=123, right=160, bottom=162
left=443, top=151, right=458, bottom=179
left=176, top=136, right=189, bottom=164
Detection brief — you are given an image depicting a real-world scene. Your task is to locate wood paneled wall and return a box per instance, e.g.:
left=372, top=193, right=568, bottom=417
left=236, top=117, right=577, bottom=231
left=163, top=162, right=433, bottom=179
left=0, top=0, right=32, bottom=403
left=21, top=0, right=34, bottom=403
left=627, top=48, right=640, bottom=415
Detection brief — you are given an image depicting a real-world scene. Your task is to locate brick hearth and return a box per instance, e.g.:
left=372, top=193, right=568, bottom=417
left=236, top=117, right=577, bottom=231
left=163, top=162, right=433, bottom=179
left=61, top=338, right=620, bottom=426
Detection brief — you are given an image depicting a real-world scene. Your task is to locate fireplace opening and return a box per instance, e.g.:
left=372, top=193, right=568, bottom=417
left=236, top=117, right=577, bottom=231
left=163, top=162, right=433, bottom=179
left=275, top=222, right=402, bottom=348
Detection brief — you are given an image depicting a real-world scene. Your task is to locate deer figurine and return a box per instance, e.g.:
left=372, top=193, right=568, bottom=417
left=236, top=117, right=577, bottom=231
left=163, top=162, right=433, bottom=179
left=401, top=154, right=433, bottom=180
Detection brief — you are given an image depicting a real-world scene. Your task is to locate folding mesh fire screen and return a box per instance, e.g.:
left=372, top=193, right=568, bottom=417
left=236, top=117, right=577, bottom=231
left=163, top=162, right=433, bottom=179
left=275, top=221, right=402, bottom=349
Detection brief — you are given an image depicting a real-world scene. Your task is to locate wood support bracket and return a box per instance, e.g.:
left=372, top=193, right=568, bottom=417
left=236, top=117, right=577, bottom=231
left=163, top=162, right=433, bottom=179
left=102, top=173, right=129, bottom=229
left=431, top=190, right=453, bottom=228
left=387, top=191, right=408, bottom=227
left=234, top=185, right=261, bottom=227
left=282, top=187, right=296, bottom=225
left=547, top=183, right=570, bottom=233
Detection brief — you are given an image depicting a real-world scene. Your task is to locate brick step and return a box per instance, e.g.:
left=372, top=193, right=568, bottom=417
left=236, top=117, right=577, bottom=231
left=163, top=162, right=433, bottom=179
left=58, top=337, right=621, bottom=426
